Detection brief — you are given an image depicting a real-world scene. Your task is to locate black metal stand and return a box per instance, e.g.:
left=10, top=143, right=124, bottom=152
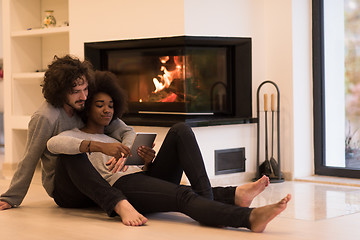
left=255, top=81, right=284, bottom=183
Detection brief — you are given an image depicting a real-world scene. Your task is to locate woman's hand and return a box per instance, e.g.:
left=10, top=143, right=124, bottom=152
left=80, top=141, right=131, bottom=160
left=106, top=157, right=128, bottom=173
left=105, top=143, right=155, bottom=172
left=100, top=142, right=131, bottom=160
left=137, top=145, right=156, bottom=165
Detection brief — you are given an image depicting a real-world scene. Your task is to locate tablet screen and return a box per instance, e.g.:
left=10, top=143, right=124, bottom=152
left=125, top=132, right=157, bottom=165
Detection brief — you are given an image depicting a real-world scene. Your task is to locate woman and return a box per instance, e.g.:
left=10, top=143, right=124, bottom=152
left=47, top=71, right=290, bottom=232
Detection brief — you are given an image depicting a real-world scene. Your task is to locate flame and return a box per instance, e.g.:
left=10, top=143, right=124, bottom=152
left=153, top=78, right=164, bottom=93
left=159, top=56, right=169, bottom=64
left=152, top=56, right=182, bottom=94
left=160, top=92, right=177, bottom=102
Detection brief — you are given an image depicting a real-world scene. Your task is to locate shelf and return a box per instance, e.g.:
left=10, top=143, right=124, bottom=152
left=11, top=26, right=69, bottom=38
left=13, top=72, right=45, bottom=80
left=4, top=0, right=70, bottom=164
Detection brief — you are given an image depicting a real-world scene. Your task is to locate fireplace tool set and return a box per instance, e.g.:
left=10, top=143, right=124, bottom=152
left=255, top=81, right=284, bottom=183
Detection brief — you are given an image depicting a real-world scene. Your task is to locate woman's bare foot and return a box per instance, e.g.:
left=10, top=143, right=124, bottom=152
left=114, top=199, right=148, bottom=226
left=249, top=194, right=291, bottom=233
left=234, top=175, right=270, bottom=207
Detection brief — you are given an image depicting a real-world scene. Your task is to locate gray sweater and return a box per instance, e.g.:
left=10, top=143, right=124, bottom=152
left=0, top=101, right=135, bottom=207
left=47, top=128, right=142, bottom=186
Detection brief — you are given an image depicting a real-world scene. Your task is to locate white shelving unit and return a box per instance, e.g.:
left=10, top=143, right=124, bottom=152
left=3, top=0, right=69, bottom=165
left=11, top=26, right=70, bottom=37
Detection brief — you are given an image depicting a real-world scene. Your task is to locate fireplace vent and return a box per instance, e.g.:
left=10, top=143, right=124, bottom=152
left=215, top=148, right=246, bottom=175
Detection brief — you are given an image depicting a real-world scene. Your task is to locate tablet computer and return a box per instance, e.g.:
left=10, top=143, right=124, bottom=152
left=125, top=132, right=157, bottom=165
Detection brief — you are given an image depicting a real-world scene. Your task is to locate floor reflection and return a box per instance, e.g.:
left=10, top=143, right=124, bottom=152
left=251, top=181, right=360, bottom=220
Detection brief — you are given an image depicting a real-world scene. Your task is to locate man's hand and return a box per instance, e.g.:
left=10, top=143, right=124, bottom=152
left=106, top=157, right=128, bottom=173
left=0, top=201, right=12, bottom=210
left=137, top=145, right=156, bottom=165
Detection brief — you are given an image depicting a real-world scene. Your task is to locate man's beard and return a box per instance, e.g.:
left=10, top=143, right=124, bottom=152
left=77, top=104, right=85, bottom=111
left=76, top=101, right=86, bottom=111
left=66, top=100, right=85, bottom=112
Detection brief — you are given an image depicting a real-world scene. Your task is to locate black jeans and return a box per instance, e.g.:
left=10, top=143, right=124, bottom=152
left=53, top=123, right=244, bottom=226
left=53, top=153, right=125, bottom=217
left=113, top=172, right=252, bottom=228
left=147, top=122, right=236, bottom=204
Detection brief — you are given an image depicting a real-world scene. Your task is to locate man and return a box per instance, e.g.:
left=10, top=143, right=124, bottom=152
left=0, top=55, right=135, bottom=215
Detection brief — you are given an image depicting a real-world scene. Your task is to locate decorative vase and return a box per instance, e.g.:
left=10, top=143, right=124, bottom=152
left=43, top=10, right=56, bottom=28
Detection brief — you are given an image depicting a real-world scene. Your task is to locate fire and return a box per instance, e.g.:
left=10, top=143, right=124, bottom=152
left=159, top=56, right=169, bottom=64
left=160, top=92, right=177, bottom=102
left=152, top=56, right=182, bottom=94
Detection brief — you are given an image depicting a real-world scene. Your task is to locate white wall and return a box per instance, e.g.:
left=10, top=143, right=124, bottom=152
left=69, top=0, right=185, bottom=57
left=263, top=0, right=313, bottom=178
left=264, top=0, right=293, bottom=176
left=0, top=0, right=4, bottom=147
left=68, top=0, right=313, bottom=183
left=0, top=0, right=3, bottom=113
left=292, top=0, right=314, bottom=177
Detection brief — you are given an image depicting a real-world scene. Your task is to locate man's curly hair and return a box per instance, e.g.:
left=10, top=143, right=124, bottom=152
left=81, top=70, right=128, bottom=124
left=41, top=55, right=95, bottom=107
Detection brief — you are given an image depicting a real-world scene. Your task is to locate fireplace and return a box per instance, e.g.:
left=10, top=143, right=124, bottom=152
left=85, top=36, right=253, bottom=126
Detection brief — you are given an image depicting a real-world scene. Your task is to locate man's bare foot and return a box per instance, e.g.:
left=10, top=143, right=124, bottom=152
left=234, top=175, right=270, bottom=207
left=249, top=194, right=291, bottom=233
left=114, top=200, right=148, bottom=226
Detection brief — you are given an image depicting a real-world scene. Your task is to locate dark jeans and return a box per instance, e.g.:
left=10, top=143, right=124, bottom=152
left=53, top=123, right=246, bottom=227
left=147, top=122, right=236, bottom=204
left=113, top=172, right=252, bottom=228
left=53, top=153, right=125, bottom=217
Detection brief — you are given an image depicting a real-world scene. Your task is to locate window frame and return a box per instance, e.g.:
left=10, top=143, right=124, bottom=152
left=313, top=0, right=360, bottom=178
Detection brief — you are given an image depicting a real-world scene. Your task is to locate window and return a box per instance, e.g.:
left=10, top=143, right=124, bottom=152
left=313, top=0, right=360, bottom=177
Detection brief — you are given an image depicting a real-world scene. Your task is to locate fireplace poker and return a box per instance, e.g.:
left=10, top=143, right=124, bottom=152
left=270, top=94, right=279, bottom=176
left=259, top=94, right=272, bottom=176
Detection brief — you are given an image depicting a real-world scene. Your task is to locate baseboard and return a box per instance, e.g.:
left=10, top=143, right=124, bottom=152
left=281, top=171, right=293, bottom=181
left=295, top=175, right=360, bottom=187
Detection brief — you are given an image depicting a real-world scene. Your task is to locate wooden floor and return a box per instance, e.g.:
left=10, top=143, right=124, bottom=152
left=1, top=158, right=360, bottom=239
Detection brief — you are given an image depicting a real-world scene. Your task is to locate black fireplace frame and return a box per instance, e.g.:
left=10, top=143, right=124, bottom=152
left=84, top=36, right=254, bottom=127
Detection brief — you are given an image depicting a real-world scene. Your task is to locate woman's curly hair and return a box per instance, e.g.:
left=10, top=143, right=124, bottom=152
left=81, top=70, right=128, bottom=124
left=41, top=55, right=95, bottom=107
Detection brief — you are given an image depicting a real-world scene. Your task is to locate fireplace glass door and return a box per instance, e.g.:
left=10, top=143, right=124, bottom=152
left=85, top=36, right=252, bottom=126
left=106, top=46, right=229, bottom=115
